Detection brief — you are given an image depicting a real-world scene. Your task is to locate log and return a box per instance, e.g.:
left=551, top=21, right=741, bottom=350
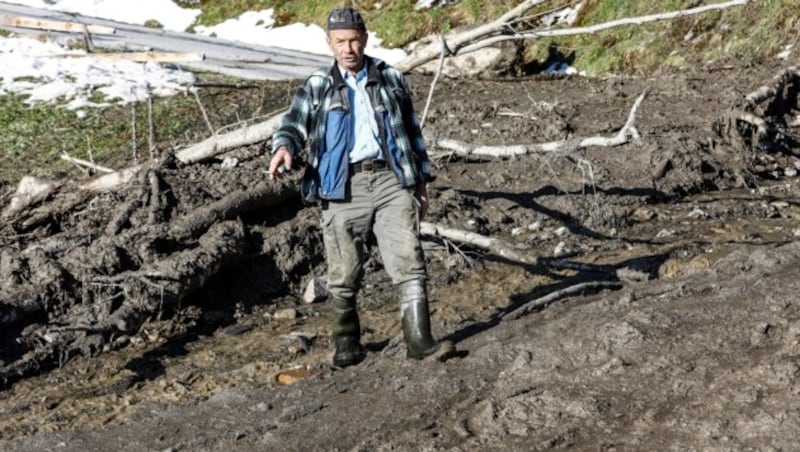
left=431, top=89, right=648, bottom=157
left=421, top=221, right=616, bottom=274
left=77, top=111, right=286, bottom=193
left=52, top=51, right=205, bottom=63
left=395, top=0, right=547, bottom=72
left=50, top=219, right=248, bottom=335
left=175, top=112, right=286, bottom=164
left=459, top=0, right=750, bottom=55
left=397, top=0, right=548, bottom=73
left=0, top=15, right=115, bottom=34
left=170, top=179, right=298, bottom=240
left=79, top=165, right=140, bottom=192
left=421, top=221, right=539, bottom=265
left=398, top=0, right=749, bottom=73
left=1, top=176, right=58, bottom=220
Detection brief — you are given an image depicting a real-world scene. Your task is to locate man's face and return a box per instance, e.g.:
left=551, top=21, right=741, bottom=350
left=328, top=28, right=367, bottom=74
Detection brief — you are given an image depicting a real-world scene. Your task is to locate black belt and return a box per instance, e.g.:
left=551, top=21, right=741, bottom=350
left=350, top=159, right=390, bottom=173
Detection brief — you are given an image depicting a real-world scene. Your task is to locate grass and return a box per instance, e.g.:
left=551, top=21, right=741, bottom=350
left=0, top=76, right=288, bottom=184
left=1, top=0, right=798, bottom=184
left=557, top=0, right=800, bottom=74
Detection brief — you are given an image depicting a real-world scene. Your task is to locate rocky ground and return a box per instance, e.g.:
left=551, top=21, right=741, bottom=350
left=2, top=59, right=800, bottom=451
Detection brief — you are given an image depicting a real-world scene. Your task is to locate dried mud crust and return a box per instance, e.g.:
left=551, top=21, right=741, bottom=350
left=3, top=62, right=800, bottom=450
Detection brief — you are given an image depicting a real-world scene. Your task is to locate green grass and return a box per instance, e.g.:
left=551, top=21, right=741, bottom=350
left=0, top=81, right=276, bottom=183
left=556, top=0, right=800, bottom=74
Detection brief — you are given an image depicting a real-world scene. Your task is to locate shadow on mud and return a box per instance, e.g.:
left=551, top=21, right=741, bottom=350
left=444, top=252, right=670, bottom=345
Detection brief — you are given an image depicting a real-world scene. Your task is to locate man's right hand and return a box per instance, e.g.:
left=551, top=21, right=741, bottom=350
left=268, top=147, right=293, bottom=181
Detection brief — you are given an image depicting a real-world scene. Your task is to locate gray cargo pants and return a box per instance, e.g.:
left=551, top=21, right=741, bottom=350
left=321, top=169, right=427, bottom=301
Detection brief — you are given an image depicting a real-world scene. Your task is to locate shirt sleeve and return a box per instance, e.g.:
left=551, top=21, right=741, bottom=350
left=272, top=78, right=316, bottom=157
left=397, top=73, right=434, bottom=182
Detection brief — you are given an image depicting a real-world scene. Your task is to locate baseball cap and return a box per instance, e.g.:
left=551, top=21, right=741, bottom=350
left=327, top=7, right=367, bottom=32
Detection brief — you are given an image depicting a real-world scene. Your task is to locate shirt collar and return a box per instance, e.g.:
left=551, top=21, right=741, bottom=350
left=338, top=60, right=369, bottom=82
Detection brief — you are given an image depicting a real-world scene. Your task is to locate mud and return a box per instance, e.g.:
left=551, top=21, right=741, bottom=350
left=3, top=61, right=800, bottom=450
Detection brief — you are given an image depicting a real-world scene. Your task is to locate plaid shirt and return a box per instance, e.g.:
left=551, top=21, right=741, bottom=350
left=272, top=56, right=432, bottom=200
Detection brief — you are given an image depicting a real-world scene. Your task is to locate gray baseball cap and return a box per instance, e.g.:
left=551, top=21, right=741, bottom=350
left=327, top=7, right=367, bottom=32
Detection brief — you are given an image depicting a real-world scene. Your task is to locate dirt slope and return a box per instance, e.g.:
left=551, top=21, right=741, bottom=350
left=3, top=60, right=800, bottom=450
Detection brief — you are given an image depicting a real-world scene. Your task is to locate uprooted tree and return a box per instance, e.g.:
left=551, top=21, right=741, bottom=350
left=714, top=66, right=800, bottom=181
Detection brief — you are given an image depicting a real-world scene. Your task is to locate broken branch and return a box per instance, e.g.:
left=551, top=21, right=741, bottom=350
left=60, top=153, right=115, bottom=174
left=431, top=89, right=648, bottom=158
left=421, top=221, right=539, bottom=265
left=501, top=280, right=623, bottom=322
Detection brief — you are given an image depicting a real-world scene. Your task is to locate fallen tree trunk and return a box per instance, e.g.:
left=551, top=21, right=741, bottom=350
left=398, top=0, right=749, bottom=73
left=1, top=176, right=59, bottom=220
left=175, top=111, right=286, bottom=164
left=92, top=220, right=249, bottom=333
left=421, top=221, right=539, bottom=265
left=397, top=0, right=548, bottom=73
left=420, top=221, right=617, bottom=275
left=459, top=0, right=751, bottom=56
left=79, top=111, right=286, bottom=193
left=170, top=179, right=298, bottom=240
left=0, top=220, right=248, bottom=387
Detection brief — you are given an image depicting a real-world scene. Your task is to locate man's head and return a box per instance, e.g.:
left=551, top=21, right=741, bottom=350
left=327, top=7, right=368, bottom=74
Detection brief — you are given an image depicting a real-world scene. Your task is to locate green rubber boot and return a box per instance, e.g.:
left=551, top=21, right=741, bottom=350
left=398, top=280, right=456, bottom=361
left=331, top=295, right=366, bottom=368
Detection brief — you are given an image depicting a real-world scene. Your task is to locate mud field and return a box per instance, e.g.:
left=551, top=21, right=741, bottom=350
left=2, top=60, right=800, bottom=451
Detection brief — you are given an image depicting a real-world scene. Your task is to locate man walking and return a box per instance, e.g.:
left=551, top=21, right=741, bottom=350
left=268, top=7, right=454, bottom=367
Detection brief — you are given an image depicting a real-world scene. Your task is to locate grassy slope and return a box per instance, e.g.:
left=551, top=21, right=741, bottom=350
left=0, top=0, right=796, bottom=184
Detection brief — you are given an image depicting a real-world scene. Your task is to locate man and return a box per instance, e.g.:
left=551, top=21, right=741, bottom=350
left=268, top=7, right=454, bottom=367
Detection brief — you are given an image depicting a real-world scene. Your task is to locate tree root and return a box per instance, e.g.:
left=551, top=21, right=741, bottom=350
left=714, top=66, right=800, bottom=177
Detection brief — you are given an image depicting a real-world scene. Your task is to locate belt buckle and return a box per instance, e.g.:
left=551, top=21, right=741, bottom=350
left=362, top=160, right=375, bottom=172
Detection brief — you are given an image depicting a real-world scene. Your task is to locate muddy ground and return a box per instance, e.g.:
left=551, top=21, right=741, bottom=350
left=2, top=60, right=800, bottom=451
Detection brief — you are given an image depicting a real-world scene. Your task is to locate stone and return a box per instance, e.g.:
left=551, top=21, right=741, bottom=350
left=273, top=308, right=298, bottom=320
left=276, top=367, right=312, bottom=385
left=220, top=156, right=239, bottom=169
left=302, top=277, right=328, bottom=304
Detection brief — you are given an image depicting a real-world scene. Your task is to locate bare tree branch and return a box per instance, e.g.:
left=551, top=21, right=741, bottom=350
left=431, top=88, right=648, bottom=158
left=501, top=280, right=623, bottom=322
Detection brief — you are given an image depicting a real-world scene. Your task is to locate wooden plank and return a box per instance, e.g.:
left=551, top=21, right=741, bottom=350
left=53, top=51, right=205, bottom=62
left=0, top=15, right=115, bottom=34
